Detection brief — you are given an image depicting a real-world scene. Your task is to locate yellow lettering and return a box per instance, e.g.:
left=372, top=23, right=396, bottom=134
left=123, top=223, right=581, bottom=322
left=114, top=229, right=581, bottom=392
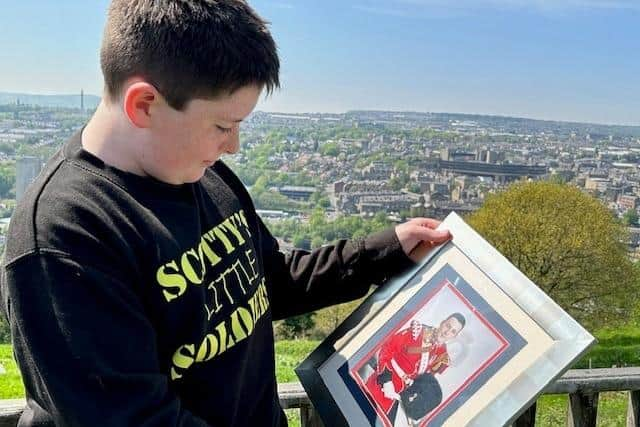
left=214, top=320, right=235, bottom=354
left=230, top=308, right=248, bottom=342
left=199, top=237, right=222, bottom=267
left=238, top=210, right=251, bottom=236
left=223, top=217, right=246, bottom=246
left=205, top=284, right=223, bottom=320
left=214, top=271, right=234, bottom=305
left=172, top=286, right=269, bottom=381
left=230, top=260, right=247, bottom=295
left=244, top=249, right=258, bottom=284
left=156, top=211, right=255, bottom=303
left=237, top=306, right=254, bottom=336
left=180, top=249, right=205, bottom=285
left=213, top=226, right=235, bottom=254
left=170, top=344, right=196, bottom=380
left=195, top=334, right=219, bottom=363
left=170, top=367, right=181, bottom=380
left=156, top=261, right=188, bottom=302
left=248, top=292, right=258, bottom=323
left=258, top=281, right=270, bottom=314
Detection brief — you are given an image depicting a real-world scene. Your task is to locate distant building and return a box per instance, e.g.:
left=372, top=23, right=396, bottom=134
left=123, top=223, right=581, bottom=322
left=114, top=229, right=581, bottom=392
left=618, top=195, right=639, bottom=211
left=551, top=169, right=575, bottom=183
left=475, top=149, right=502, bottom=163
left=356, top=194, right=416, bottom=215
left=425, top=202, right=480, bottom=220
left=16, top=156, right=42, bottom=201
left=336, top=191, right=398, bottom=214
left=438, top=160, right=547, bottom=181
left=417, top=179, right=449, bottom=194
left=584, top=177, right=610, bottom=193
left=485, top=150, right=503, bottom=163
left=278, top=186, right=316, bottom=201
left=454, top=176, right=471, bottom=190
left=360, top=161, right=392, bottom=180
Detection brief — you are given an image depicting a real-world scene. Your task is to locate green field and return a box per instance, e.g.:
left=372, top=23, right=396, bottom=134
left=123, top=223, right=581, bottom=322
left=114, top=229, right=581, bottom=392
left=0, top=340, right=635, bottom=426
left=0, top=345, right=24, bottom=399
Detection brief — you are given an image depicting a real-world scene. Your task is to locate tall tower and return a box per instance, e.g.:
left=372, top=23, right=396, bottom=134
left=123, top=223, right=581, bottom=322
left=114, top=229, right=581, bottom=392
left=16, top=157, right=43, bottom=201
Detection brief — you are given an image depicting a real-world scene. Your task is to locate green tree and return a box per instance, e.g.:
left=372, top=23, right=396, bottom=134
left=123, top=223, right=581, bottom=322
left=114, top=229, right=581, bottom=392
left=292, top=234, right=308, bottom=249
left=276, top=313, right=316, bottom=339
left=310, top=236, right=324, bottom=249
left=318, top=197, right=331, bottom=208
left=623, top=209, right=639, bottom=226
left=312, top=300, right=362, bottom=339
left=0, top=163, right=15, bottom=199
left=407, top=182, right=423, bottom=194
left=467, top=181, right=639, bottom=328
left=0, top=314, right=10, bottom=343
left=253, top=190, right=298, bottom=210
left=309, top=208, right=326, bottom=229
left=320, top=142, right=339, bottom=157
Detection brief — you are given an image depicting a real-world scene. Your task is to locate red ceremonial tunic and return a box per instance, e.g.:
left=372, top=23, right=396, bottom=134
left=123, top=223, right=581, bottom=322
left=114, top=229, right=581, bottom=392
left=364, top=325, right=450, bottom=414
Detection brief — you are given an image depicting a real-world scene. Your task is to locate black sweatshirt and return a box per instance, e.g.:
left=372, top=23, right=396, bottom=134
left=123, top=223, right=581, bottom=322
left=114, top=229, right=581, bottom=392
left=0, top=130, right=414, bottom=427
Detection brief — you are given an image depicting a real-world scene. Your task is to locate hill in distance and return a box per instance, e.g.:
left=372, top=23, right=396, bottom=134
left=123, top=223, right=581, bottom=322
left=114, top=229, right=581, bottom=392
left=0, top=92, right=101, bottom=110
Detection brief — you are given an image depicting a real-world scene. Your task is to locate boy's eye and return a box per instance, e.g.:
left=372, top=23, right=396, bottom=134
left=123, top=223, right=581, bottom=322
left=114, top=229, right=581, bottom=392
left=216, top=125, right=233, bottom=134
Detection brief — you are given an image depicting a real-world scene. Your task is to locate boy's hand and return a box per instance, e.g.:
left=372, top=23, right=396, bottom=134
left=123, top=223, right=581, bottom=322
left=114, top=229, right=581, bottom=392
left=395, top=218, right=452, bottom=263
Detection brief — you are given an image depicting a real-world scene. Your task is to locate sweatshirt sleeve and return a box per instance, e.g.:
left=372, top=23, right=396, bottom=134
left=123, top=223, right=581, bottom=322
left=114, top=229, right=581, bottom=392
left=0, top=252, right=211, bottom=427
left=258, top=217, right=415, bottom=320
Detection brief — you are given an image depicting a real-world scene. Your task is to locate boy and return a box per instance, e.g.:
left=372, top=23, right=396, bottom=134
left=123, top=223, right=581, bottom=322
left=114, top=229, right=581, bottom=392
left=0, top=1, right=450, bottom=426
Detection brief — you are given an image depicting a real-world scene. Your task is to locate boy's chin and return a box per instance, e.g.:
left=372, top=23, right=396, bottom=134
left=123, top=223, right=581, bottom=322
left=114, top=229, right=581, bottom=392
left=189, top=166, right=211, bottom=182
left=183, top=170, right=206, bottom=183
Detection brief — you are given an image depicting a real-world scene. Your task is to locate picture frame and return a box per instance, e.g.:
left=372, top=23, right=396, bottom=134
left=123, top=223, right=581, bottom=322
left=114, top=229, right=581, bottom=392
left=296, top=212, right=595, bottom=427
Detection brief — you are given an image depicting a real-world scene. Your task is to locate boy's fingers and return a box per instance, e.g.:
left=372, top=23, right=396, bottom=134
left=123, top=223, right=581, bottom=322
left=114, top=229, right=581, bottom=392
left=412, top=225, right=451, bottom=242
left=412, top=217, right=441, bottom=229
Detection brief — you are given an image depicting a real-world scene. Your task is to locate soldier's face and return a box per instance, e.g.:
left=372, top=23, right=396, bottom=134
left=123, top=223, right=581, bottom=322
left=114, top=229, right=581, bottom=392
left=436, top=317, right=463, bottom=343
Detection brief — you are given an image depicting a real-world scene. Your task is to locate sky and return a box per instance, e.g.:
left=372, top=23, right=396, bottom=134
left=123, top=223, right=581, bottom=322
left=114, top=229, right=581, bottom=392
left=0, top=0, right=638, bottom=125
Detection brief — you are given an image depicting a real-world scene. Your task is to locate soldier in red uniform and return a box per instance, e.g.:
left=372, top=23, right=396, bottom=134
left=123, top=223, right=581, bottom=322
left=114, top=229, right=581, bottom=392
left=365, top=313, right=466, bottom=416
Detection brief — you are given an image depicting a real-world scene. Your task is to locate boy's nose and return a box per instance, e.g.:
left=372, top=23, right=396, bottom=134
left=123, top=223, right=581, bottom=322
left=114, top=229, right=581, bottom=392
left=225, top=132, right=240, bottom=155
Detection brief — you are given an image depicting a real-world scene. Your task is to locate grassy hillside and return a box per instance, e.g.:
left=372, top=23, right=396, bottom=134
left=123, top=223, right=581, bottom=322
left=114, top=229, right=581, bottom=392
left=0, top=345, right=24, bottom=399
left=0, top=333, right=637, bottom=426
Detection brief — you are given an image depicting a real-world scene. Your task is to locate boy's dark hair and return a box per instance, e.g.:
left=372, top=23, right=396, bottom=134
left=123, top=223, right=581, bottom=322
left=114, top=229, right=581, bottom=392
left=446, top=312, right=466, bottom=329
left=101, top=0, right=280, bottom=110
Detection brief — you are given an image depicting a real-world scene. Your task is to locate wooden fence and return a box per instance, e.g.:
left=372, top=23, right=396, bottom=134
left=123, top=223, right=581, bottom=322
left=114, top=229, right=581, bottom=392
left=279, top=367, right=640, bottom=427
left=1, top=367, right=640, bottom=426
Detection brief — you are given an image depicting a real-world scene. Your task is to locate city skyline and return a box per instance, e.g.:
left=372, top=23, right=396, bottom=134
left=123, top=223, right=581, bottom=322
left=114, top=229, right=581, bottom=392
left=0, top=0, right=638, bottom=126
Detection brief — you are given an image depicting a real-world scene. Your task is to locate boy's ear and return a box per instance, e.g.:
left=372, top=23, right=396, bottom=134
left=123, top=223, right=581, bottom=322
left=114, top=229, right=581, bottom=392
left=123, top=82, right=161, bottom=128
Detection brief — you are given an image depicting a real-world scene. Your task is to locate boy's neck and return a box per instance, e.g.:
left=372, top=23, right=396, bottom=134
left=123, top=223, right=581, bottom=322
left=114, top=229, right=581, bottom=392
left=81, top=101, right=147, bottom=177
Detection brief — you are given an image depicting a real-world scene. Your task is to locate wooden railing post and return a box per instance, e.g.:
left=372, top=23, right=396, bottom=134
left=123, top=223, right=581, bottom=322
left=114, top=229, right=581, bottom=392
left=512, top=401, right=537, bottom=427
left=0, top=399, right=24, bottom=427
left=300, top=403, right=324, bottom=427
left=5, top=369, right=640, bottom=426
left=567, top=391, right=599, bottom=427
left=626, top=390, right=640, bottom=427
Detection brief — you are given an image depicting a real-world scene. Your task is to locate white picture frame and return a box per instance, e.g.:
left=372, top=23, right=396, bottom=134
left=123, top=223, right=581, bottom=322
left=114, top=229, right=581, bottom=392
left=296, top=212, right=595, bottom=427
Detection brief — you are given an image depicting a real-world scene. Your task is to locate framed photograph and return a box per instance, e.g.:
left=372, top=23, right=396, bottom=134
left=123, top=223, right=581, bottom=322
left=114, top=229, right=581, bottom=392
left=296, top=212, right=595, bottom=427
